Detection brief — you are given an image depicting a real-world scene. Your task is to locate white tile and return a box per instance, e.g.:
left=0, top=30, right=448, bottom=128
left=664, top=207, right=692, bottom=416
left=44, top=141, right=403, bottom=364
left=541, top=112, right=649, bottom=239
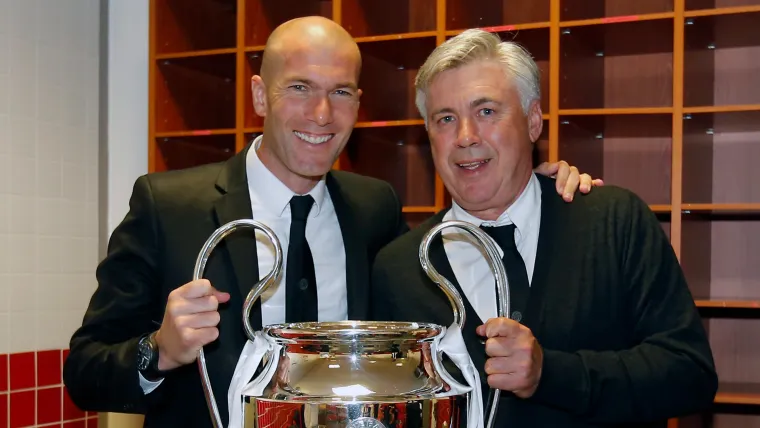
left=7, top=233, right=36, bottom=273
left=62, top=161, right=85, bottom=201
left=9, top=310, right=36, bottom=353
left=36, top=0, right=63, bottom=49
left=10, top=194, right=36, bottom=235
left=0, top=114, right=9, bottom=154
left=10, top=115, right=36, bottom=159
left=0, top=73, right=7, bottom=116
left=0, top=273, right=10, bottom=313
left=36, top=160, right=60, bottom=198
left=8, top=0, right=37, bottom=41
left=61, top=125, right=84, bottom=164
left=35, top=197, right=61, bottom=237
left=35, top=120, right=61, bottom=162
left=37, top=235, right=60, bottom=273
left=0, top=154, right=10, bottom=194
left=8, top=273, right=36, bottom=312
left=0, top=31, right=9, bottom=76
left=8, top=36, right=36, bottom=118
left=35, top=273, right=60, bottom=311
left=0, top=313, right=10, bottom=355
left=10, top=155, right=36, bottom=196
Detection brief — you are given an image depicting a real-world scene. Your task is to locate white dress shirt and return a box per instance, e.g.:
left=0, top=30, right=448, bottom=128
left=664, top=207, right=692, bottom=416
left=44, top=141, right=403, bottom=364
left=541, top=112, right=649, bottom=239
left=141, top=135, right=347, bottom=393
left=246, top=135, right=347, bottom=325
left=441, top=172, right=542, bottom=323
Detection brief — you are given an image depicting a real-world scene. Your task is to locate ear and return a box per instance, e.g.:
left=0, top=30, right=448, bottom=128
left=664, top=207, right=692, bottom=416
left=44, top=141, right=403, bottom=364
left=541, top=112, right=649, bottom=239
left=251, top=75, right=267, bottom=117
left=527, top=100, right=543, bottom=143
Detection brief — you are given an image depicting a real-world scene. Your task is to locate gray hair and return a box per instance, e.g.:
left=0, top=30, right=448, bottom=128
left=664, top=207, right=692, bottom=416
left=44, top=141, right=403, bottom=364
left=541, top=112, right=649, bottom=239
left=414, top=29, right=541, bottom=125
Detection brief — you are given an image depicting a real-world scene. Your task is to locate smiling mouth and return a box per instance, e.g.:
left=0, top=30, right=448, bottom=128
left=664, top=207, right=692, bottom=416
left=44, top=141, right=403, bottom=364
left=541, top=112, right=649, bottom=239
left=457, top=159, right=491, bottom=170
left=294, top=131, right=334, bottom=145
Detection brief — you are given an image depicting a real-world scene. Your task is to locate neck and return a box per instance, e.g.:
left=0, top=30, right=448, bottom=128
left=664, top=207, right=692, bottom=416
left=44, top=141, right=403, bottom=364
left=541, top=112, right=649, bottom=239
left=257, top=138, right=321, bottom=195
left=464, top=169, right=532, bottom=221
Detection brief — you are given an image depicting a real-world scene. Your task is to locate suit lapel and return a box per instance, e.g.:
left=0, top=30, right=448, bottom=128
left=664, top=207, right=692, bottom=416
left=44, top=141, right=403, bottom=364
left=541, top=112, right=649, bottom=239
left=326, top=173, right=368, bottom=320
left=212, top=144, right=263, bottom=329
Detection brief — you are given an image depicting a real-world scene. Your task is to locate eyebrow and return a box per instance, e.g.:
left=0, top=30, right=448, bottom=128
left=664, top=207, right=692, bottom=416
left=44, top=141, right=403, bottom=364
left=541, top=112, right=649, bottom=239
left=431, top=97, right=501, bottom=117
left=286, top=77, right=357, bottom=91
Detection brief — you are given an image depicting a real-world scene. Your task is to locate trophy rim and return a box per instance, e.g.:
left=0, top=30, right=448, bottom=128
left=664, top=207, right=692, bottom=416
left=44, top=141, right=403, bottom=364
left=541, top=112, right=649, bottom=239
left=262, top=320, right=445, bottom=343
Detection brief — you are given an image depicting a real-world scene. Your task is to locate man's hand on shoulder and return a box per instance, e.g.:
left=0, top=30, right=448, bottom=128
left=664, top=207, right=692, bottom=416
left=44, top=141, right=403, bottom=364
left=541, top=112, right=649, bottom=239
left=534, top=160, right=604, bottom=202
left=154, top=279, right=230, bottom=370
left=476, top=317, right=544, bottom=399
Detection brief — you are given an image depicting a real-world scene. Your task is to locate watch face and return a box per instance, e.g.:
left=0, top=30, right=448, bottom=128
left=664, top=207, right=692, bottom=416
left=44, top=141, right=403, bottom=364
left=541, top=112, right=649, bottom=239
left=137, top=336, right=152, bottom=371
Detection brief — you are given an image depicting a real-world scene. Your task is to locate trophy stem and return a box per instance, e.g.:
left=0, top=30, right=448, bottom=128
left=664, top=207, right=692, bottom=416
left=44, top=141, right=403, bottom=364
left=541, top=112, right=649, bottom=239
left=192, top=219, right=283, bottom=428
left=419, top=220, right=510, bottom=428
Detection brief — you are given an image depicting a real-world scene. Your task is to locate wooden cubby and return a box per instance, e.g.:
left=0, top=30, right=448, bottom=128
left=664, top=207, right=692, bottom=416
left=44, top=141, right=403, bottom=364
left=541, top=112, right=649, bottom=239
left=148, top=0, right=760, bottom=424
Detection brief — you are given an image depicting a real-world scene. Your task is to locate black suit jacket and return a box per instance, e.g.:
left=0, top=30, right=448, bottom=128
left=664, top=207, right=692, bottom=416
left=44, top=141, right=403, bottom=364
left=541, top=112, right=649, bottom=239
left=370, top=174, right=717, bottom=428
left=63, top=143, right=408, bottom=426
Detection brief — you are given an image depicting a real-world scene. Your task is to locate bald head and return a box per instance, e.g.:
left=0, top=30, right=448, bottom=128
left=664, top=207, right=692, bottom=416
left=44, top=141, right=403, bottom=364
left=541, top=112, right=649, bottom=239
left=260, top=16, right=362, bottom=83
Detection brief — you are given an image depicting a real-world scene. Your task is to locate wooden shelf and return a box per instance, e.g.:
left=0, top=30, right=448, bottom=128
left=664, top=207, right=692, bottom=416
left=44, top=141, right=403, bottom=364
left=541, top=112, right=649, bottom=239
left=154, top=0, right=237, bottom=55
left=155, top=52, right=237, bottom=133
left=715, top=382, right=760, bottom=405
left=558, top=114, right=673, bottom=206
left=356, top=36, right=437, bottom=123
left=153, top=134, right=237, bottom=172
left=342, top=0, right=436, bottom=38
left=559, top=0, right=673, bottom=22
left=148, top=2, right=760, bottom=422
left=339, top=125, right=435, bottom=207
left=559, top=17, right=674, bottom=110
left=685, top=2, right=760, bottom=13
left=446, top=0, right=550, bottom=31
left=684, top=9, right=760, bottom=108
left=682, top=109, right=760, bottom=205
left=696, top=298, right=760, bottom=309
left=244, top=0, right=333, bottom=47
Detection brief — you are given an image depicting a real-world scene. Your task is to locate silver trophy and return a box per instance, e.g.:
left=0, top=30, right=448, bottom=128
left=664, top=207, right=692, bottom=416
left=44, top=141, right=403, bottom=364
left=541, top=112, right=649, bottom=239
left=194, top=219, right=510, bottom=428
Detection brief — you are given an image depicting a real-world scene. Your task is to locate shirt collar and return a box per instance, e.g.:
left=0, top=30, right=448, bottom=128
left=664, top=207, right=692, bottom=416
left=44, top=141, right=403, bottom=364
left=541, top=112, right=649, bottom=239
left=449, top=172, right=541, bottom=242
left=245, top=134, right=327, bottom=217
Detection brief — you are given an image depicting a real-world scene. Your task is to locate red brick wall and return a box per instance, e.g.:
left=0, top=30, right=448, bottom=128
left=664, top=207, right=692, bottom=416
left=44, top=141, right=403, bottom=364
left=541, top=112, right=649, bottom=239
left=1, top=350, right=99, bottom=428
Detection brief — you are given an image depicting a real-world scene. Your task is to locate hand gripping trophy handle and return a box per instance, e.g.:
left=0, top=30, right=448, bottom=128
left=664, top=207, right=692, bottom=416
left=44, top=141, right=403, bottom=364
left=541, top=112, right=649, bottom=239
left=419, top=220, right=510, bottom=428
left=192, top=219, right=284, bottom=428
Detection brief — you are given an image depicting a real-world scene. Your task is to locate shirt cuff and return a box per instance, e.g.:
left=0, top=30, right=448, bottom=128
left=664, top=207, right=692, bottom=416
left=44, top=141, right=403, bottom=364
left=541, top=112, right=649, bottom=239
left=138, top=371, right=164, bottom=394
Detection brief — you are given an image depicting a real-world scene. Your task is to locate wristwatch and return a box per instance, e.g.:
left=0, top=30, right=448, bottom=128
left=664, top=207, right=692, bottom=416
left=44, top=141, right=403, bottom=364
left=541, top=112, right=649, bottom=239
left=137, top=331, right=166, bottom=381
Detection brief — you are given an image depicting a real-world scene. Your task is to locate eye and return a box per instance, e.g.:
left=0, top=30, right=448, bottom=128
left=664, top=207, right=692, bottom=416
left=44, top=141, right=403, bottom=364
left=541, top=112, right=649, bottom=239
left=333, top=89, right=353, bottom=97
left=479, top=108, right=494, bottom=116
left=437, top=115, right=454, bottom=124
left=290, top=84, right=307, bottom=91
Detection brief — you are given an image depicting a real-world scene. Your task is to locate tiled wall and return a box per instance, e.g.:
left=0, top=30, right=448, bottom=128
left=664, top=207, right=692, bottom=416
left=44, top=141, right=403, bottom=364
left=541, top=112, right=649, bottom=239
left=1, top=350, right=98, bottom=427
left=0, top=0, right=102, bottom=427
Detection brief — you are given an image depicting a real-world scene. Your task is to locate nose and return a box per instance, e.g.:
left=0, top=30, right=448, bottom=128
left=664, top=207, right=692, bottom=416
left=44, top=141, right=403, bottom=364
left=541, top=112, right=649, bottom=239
left=306, top=93, right=334, bottom=126
left=456, top=117, right=480, bottom=147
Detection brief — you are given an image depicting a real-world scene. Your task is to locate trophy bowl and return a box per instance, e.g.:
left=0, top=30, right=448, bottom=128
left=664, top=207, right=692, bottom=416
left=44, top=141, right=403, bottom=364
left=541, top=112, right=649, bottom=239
left=193, top=219, right=510, bottom=428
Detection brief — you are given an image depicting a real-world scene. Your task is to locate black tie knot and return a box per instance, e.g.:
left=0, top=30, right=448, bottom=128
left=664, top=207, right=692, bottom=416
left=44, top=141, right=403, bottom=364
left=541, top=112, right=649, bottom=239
left=480, top=223, right=518, bottom=251
left=290, top=195, right=314, bottom=222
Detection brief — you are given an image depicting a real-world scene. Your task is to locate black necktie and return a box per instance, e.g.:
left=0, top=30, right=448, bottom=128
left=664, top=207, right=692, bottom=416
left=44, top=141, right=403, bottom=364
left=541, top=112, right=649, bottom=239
left=285, top=195, right=318, bottom=323
left=480, top=223, right=530, bottom=323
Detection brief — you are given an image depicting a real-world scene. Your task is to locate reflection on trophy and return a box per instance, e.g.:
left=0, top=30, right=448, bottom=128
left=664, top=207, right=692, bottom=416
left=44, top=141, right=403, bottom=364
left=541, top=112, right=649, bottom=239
left=193, top=219, right=511, bottom=428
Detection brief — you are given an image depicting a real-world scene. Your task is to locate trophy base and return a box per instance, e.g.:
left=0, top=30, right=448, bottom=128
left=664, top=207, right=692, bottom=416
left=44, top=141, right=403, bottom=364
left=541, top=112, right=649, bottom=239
left=243, top=395, right=468, bottom=428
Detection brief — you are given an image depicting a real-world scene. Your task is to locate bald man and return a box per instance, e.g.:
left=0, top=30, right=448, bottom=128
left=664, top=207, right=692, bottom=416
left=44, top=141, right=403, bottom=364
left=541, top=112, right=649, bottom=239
left=63, top=16, right=597, bottom=426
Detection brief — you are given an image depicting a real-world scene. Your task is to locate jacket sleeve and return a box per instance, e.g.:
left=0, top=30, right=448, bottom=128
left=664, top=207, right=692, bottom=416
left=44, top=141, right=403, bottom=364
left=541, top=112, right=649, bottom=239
left=63, top=175, right=167, bottom=413
left=530, top=191, right=718, bottom=423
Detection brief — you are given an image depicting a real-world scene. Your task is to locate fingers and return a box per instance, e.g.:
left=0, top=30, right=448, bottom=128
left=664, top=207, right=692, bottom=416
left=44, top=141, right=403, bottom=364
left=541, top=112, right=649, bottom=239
left=533, top=161, right=559, bottom=177
left=475, top=317, right=522, bottom=339
left=554, top=161, right=571, bottom=196
left=156, top=279, right=228, bottom=370
left=560, top=166, right=580, bottom=202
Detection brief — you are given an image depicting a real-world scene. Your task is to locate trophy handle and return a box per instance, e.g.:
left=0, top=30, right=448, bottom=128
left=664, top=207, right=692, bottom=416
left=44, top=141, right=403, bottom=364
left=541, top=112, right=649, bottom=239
left=192, top=219, right=284, bottom=428
left=419, top=220, right=510, bottom=428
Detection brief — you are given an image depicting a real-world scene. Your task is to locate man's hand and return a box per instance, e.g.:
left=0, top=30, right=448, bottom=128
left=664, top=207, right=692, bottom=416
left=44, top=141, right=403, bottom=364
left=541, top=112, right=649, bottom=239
left=154, top=279, right=230, bottom=371
left=534, top=160, right=604, bottom=202
left=476, top=317, right=544, bottom=399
